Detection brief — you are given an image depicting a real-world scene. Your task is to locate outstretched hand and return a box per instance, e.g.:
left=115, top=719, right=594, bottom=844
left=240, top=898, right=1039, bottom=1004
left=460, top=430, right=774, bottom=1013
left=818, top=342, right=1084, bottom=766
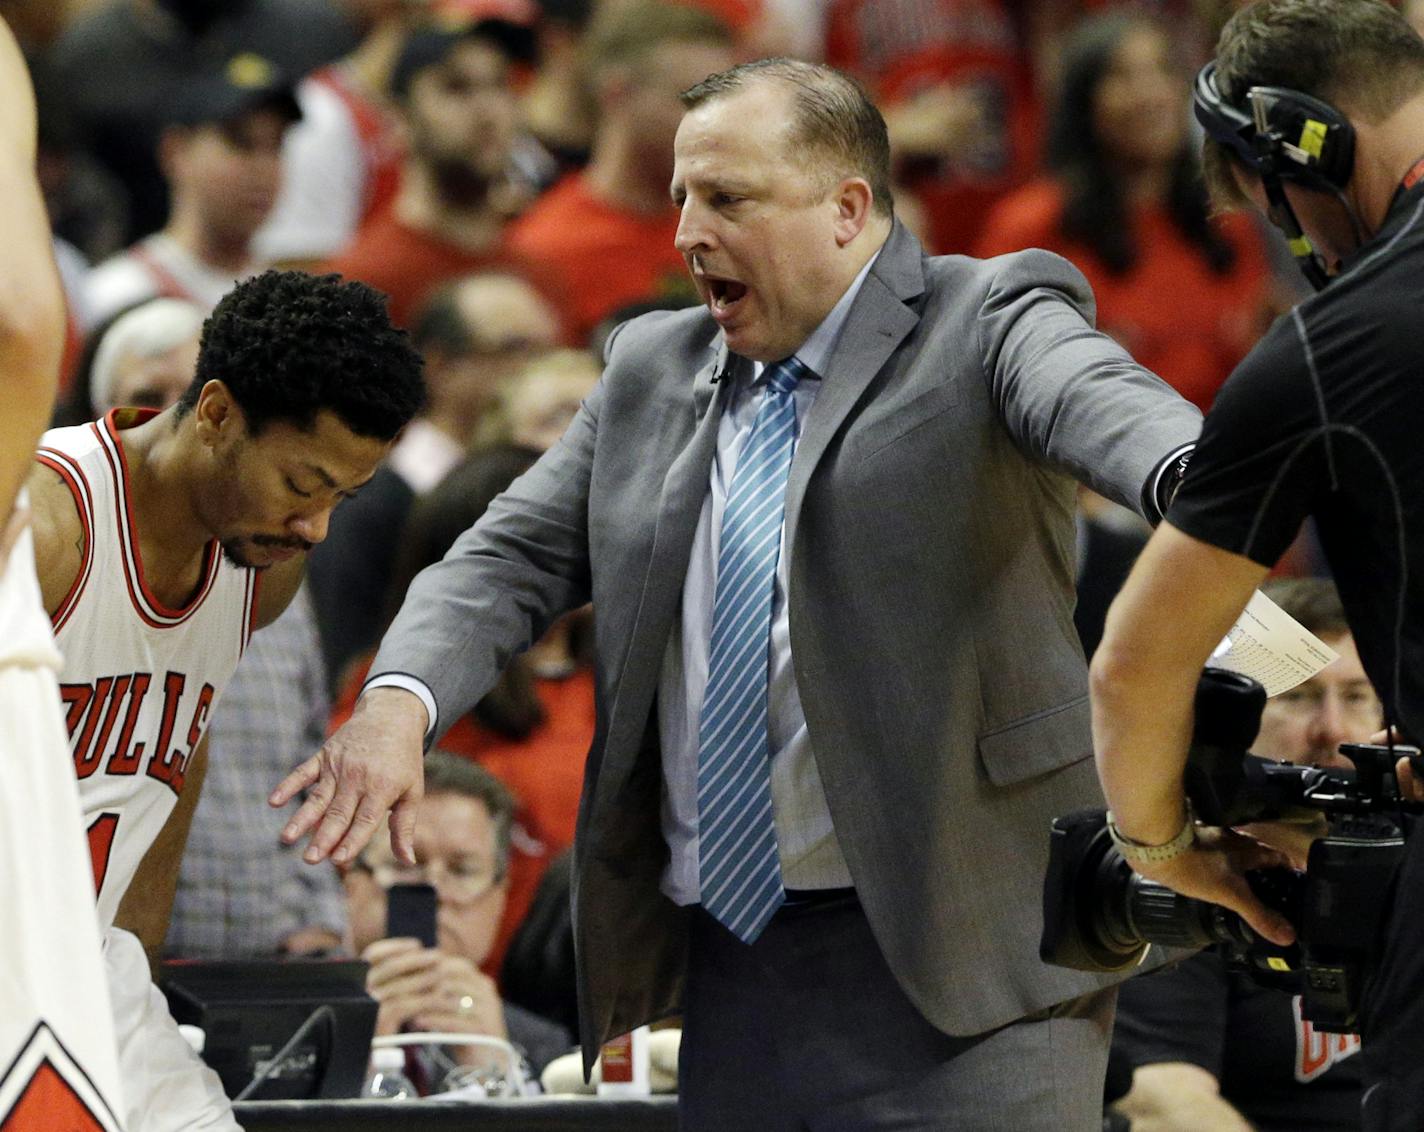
left=271, top=686, right=429, bottom=865
left=1128, top=825, right=1298, bottom=947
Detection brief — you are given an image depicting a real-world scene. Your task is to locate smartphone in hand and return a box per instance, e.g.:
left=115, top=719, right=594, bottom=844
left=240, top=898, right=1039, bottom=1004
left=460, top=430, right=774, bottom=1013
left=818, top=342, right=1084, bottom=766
left=385, top=882, right=438, bottom=947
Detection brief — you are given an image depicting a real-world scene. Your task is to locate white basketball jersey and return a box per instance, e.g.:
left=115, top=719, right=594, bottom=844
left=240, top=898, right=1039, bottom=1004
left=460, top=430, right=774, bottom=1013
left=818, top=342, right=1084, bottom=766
left=38, top=411, right=258, bottom=927
left=0, top=490, right=63, bottom=672
left=0, top=495, right=126, bottom=1131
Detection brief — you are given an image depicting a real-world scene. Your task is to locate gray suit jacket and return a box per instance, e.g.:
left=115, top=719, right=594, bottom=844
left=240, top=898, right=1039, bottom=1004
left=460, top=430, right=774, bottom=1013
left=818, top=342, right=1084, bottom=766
left=371, top=222, right=1203, bottom=1061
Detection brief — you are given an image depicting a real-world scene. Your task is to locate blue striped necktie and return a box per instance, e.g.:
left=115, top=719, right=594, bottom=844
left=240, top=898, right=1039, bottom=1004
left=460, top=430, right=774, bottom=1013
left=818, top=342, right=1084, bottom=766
left=696, top=355, right=809, bottom=943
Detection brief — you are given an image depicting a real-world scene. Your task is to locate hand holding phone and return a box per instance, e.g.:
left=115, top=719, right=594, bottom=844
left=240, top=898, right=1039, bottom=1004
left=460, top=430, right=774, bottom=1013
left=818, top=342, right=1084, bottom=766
left=385, top=882, right=438, bottom=947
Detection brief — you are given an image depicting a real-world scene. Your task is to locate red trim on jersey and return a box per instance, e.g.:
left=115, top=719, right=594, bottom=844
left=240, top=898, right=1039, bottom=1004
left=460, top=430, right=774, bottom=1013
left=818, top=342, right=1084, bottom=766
left=240, top=569, right=262, bottom=657
left=35, top=449, right=96, bottom=634
left=96, top=411, right=222, bottom=629
left=313, top=65, right=403, bottom=222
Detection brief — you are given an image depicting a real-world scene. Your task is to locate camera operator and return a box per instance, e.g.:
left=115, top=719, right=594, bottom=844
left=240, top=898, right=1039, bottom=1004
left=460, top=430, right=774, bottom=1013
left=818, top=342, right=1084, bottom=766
left=1090, top=1, right=1424, bottom=1125
left=1109, top=579, right=1377, bottom=1132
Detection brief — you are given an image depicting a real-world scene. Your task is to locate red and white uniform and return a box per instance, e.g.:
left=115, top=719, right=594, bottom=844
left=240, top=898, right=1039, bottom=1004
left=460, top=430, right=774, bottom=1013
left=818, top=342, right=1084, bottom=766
left=38, top=409, right=258, bottom=1132
left=0, top=492, right=125, bottom=1131
left=254, top=65, right=403, bottom=265
left=39, top=410, right=259, bottom=928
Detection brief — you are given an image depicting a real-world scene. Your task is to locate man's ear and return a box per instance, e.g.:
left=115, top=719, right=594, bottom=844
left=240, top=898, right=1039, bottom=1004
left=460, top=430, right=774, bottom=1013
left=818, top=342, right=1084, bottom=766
left=192, top=379, right=245, bottom=447
left=832, top=177, right=876, bottom=246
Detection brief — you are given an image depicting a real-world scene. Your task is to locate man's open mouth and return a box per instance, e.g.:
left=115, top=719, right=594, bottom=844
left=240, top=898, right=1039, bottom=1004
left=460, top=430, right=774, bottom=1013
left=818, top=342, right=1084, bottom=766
left=707, top=277, right=748, bottom=311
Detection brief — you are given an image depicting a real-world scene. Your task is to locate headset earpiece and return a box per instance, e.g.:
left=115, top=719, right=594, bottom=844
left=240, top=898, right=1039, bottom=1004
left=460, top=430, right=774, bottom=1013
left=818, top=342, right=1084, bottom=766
left=1192, top=61, right=1353, bottom=290
left=1193, top=62, right=1356, bottom=191
left=1245, top=85, right=1356, bottom=192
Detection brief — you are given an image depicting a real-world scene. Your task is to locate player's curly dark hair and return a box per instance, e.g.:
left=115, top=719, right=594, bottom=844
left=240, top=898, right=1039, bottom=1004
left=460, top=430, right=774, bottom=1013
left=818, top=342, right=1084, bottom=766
left=176, top=270, right=425, bottom=438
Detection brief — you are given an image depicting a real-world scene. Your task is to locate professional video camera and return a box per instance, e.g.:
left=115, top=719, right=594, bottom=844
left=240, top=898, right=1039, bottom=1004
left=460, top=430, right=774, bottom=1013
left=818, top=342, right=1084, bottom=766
left=1041, top=667, right=1424, bottom=1033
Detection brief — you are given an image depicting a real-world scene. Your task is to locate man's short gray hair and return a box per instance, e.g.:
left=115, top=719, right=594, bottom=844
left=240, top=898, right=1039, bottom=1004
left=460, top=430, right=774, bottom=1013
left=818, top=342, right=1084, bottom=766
left=89, top=298, right=206, bottom=414
left=681, top=57, right=894, bottom=218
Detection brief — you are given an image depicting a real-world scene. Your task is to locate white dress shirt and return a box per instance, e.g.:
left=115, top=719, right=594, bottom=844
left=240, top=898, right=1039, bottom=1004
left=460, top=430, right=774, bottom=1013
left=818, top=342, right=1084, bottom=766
left=659, top=256, right=877, bottom=903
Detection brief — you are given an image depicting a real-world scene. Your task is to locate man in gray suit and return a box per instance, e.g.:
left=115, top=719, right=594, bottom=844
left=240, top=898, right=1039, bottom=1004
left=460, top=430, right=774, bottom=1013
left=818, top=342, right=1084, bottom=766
left=274, top=58, right=1201, bottom=1128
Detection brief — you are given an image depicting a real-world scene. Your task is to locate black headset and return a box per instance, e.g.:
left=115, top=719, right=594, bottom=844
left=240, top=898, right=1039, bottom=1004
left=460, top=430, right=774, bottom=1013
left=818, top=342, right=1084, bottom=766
left=1192, top=61, right=1357, bottom=289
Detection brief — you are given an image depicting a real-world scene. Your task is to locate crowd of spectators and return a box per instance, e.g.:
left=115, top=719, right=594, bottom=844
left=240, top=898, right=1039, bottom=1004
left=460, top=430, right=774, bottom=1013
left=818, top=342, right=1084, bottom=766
left=4, top=0, right=1374, bottom=1110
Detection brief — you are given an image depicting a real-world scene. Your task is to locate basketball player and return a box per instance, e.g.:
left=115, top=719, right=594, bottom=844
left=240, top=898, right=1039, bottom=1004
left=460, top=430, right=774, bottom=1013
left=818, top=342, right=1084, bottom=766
left=29, top=269, right=425, bottom=1130
left=0, top=17, right=125, bottom=1131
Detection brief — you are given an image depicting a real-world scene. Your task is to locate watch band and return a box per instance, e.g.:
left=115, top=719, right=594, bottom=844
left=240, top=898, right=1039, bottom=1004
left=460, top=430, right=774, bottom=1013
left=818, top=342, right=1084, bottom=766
left=1106, top=805, right=1196, bottom=865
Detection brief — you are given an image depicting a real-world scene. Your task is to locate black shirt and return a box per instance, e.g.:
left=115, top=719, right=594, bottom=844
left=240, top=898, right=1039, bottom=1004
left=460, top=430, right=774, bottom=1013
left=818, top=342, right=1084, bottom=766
left=1113, top=952, right=1363, bottom=1131
left=1168, top=180, right=1424, bottom=739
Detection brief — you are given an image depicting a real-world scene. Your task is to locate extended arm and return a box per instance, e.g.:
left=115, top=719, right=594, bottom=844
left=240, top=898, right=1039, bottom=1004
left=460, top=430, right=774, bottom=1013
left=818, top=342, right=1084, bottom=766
left=0, top=19, right=65, bottom=522
left=1090, top=521, right=1293, bottom=943
left=272, top=377, right=604, bottom=864
left=977, top=249, right=1201, bottom=517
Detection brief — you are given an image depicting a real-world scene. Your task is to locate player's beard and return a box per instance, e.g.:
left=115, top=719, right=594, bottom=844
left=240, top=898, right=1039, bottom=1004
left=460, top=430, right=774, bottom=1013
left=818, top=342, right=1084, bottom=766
left=220, top=534, right=313, bottom=570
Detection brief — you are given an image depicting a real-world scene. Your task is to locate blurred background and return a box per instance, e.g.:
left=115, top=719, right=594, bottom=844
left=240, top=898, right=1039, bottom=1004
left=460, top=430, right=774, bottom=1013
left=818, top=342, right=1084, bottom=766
left=9, top=0, right=1390, bottom=1100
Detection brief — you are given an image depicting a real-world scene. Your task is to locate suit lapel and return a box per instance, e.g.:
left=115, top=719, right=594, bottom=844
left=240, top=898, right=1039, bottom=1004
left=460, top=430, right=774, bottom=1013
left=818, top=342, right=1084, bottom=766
left=656, top=341, right=734, bottom=566
left=692, top=339, right=729, bottom=418
left=784, top=223, right=925, bottom=557
left=602, top=222, right=924, bottom=764
left=604, top=342, right=736, bottom=757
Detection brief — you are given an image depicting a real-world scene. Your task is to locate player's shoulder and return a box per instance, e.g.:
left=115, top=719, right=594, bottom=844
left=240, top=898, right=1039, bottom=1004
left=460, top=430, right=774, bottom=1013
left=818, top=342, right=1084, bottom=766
left=26, top=457, right=86, bottom=618
left=1206, top=312, right=1310, bottom=420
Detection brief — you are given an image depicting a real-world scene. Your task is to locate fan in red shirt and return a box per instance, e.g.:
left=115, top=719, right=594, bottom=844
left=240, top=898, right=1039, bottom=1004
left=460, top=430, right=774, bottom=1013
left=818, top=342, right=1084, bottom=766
left=507, top=1, right=734, bottom=344
left=323, top=17, right=557, bottom=328
left=976, top=12, right=1272, bottom=411
left=826, top=0, right=1042, bottom=254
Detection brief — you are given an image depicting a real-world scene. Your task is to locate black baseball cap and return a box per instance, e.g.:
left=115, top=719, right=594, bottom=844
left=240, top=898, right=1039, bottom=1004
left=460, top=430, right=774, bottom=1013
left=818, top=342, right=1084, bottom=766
left=390, top=19, right=538, bottom=100
left=167, top=53, right=303, bottom=129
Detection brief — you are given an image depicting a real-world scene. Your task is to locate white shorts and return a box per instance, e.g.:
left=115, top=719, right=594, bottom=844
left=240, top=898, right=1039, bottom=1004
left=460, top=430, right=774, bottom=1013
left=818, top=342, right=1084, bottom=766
left=105, top=927, right=241, bottom=1132
left=0, top=664, right=125, bottom=1130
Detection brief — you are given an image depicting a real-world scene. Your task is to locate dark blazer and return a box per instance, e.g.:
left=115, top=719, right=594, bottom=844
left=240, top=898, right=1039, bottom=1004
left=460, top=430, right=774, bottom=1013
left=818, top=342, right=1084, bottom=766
left=370, top=222, right=1203, bottom=1063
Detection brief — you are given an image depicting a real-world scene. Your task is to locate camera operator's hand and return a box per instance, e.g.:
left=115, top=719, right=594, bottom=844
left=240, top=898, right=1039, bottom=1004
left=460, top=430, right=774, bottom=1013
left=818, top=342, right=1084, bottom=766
left=1131, top=826, right=1297, bottom=946
left=1370, top=726, right=1424, bottom=803
left=1397, top=757, right=1424, bottom=802
left=1234, top=814, right=1329, bottom=871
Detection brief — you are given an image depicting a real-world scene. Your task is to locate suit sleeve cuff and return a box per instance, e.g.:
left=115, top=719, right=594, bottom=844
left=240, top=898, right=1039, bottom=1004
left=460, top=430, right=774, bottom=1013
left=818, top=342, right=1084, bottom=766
left=1143, top=442, right=1195, bottom=524
left=361, top=673, right=437, bottom=741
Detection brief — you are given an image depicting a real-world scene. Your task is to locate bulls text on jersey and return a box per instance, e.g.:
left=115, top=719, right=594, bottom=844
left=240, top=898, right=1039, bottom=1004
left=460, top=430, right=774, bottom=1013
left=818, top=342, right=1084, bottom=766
left=61, top=671, right=214, bottom=797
